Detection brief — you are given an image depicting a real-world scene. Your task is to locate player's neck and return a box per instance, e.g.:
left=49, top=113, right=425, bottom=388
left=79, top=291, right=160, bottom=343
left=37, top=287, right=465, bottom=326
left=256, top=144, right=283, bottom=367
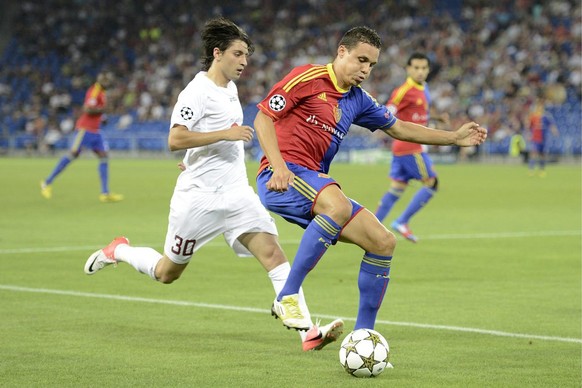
left=206, top=68, right=229, bottom=88
left=407, top=77, right=424, bottom=86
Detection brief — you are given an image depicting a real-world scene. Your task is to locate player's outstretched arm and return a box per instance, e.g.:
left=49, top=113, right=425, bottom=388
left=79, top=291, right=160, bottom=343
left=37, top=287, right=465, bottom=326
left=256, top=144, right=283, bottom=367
left=383, top=119, right=487, bottom=147
left=168, top=123, right=254, bottom=151
left=254, top=111, right=294, bottom=192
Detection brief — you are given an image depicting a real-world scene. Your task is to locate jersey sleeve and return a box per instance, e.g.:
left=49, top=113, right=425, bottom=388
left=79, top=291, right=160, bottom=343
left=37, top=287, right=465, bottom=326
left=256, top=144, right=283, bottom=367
left=256, top=65, right=318, bottom=121
left=84, top=86, right=106, bottom=111
left=354, top=88, right=396, bottom=131
left=386, top=88, right=399, bottom=116
left=170, top=88, right=206, bottom=131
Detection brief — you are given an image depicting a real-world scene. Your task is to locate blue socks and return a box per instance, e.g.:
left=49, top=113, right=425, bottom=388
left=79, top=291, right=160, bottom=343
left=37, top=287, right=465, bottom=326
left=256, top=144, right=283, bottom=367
left=395, top=186, right=434, bottom=224
left=44, top=156, right=111, bottom=195
left=278, top=214, right=341, bottom=300
left=375, top=188, right=403, bottom=222
left=98, top=159, right=109, bottom=194
left=355, top=252, right=392, bottom=330
left=45, top=156, right=71, bottom=185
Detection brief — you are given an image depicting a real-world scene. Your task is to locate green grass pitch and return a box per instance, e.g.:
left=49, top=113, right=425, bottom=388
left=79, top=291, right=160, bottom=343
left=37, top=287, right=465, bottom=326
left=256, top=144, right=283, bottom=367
left=0, top=157, right=580, bottom=387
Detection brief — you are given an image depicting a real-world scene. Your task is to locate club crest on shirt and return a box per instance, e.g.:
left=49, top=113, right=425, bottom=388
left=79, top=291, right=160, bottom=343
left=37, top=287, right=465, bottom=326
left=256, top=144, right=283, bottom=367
left=333, top=105, right=342, bottom=123
left=180, top=106, right=194, bottom=120
left=269, top=94, right=286, bottom=111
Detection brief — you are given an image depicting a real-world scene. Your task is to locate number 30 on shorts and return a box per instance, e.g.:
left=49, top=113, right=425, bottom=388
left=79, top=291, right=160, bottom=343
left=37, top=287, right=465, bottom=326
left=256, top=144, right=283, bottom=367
left=171, top=235, right=196, bottom=256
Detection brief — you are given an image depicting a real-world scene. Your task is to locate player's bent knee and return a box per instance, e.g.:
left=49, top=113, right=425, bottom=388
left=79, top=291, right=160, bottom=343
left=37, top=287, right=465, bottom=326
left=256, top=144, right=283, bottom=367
left=425, top=177, right=438, bottom=190
left=376, top=230, right=397, bottom=254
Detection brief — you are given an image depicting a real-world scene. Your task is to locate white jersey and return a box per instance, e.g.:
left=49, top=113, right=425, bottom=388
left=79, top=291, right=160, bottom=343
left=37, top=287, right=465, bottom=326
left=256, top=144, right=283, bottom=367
left=170, top=71, right=247, bottom=190
left=164, top=71, right=278, bottom=264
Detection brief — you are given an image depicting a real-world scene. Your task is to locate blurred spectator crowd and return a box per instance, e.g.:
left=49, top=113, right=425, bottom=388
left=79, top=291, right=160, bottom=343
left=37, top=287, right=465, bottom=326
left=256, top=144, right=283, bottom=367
left=0, top=0, right=580, bottom=156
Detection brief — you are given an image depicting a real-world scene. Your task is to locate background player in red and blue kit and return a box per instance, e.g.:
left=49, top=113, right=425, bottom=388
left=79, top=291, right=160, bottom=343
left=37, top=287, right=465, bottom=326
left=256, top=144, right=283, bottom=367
left=40, top=72, right=123, bottom=202
left=527, top=95, right=559, bottom=177
left=375, top=53, right=449, bottom=242
left=254, top=26, right=487, bottom=332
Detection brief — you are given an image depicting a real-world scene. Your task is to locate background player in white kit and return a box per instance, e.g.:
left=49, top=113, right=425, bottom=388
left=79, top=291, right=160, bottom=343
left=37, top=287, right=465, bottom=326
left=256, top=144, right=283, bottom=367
left=84, top=17, right=342, bottom=351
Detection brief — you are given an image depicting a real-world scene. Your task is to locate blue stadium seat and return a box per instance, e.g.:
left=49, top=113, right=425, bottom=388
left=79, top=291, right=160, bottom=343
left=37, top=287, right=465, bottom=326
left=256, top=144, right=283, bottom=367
left=137, top=137, right=166, bottom=151
left=548, top=137, right=564, bottom=155
left=14, top=134, right=37, bottom=149
left=571, top=137, right=581, bottom=156
left=106, top=137, right=131, bottom=151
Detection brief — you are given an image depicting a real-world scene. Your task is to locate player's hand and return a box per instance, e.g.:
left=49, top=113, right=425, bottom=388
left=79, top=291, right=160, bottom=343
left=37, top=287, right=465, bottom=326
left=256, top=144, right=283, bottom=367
left=454, top=122, right=488, bottom=146
left=225, top=125, right=255, bottom=142
left=177, top=162, right=186, bottom=171
left=267, top=166, right=295, bottom=192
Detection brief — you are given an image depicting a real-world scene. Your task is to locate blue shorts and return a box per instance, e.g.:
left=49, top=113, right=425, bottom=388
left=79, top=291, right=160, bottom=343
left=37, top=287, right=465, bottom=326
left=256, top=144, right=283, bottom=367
left=529, top=141, right=546, bottom=154
left=389, top=152, right=436, bottom=183
left=256, top=162, right=363, bottom=229
left=70, top=130, right=107, bottom=154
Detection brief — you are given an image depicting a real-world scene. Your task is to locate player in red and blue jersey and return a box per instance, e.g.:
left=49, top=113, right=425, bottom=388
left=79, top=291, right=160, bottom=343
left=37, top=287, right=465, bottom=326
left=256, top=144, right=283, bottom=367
left=255, top=26, right=487, bottom=332
left=527, top=96, right=559, bottom=177
left=40, top=72, right=123, bottom=202
left=375, top=53, right=450, bottom=242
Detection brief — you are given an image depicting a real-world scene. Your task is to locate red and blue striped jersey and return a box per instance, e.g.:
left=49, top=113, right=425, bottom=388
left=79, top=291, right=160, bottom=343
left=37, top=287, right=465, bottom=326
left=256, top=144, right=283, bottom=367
left=76, top=83, right=106, bottom=133
left=386, top=77, right=429, bottom=156
left=529, top=107, right=555, bottom=143
left=257, top=63, right=396, bottom=173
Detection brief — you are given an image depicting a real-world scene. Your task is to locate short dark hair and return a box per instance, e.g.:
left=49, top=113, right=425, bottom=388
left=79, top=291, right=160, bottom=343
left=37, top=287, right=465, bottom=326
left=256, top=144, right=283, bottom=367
left=338, top=26, right=382, bottom=51
left=407, top=52, right=430, bottom=67
left=201, top=17, right=255, bottom=71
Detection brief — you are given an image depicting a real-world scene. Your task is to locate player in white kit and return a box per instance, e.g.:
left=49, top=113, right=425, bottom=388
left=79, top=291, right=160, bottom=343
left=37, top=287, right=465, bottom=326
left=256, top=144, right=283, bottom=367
left=83, top=17, right=342, bottom=351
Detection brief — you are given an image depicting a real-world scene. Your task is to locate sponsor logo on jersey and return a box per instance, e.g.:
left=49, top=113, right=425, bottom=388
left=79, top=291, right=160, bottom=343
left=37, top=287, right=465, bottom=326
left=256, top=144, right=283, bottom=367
left=306, top=114, right=344, bottom=140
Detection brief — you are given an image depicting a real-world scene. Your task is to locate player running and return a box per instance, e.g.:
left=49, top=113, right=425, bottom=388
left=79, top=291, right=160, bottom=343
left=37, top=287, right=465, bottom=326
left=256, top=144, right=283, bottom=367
left=84, top=17, right=342, bottom=351
left=254, top=26, right=487, bottom=331
left=375, top=52, right=451, bottom=242
left=40, top=72, right=123, bottom=203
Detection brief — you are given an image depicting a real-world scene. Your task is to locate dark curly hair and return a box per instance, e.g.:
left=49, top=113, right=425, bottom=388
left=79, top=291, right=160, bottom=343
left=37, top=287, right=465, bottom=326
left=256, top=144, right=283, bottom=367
left=201, top=17, right=255, bottom=71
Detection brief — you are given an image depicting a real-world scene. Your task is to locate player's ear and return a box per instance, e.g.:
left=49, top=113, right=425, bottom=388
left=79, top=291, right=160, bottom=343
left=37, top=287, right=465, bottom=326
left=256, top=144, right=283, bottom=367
left=213, top=47, right=222, bottom=61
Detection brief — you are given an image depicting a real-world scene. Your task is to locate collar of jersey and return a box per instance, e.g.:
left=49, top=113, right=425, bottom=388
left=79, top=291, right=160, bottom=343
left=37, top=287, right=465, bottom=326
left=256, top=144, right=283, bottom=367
left=326, top=63, right=350, bottom=93
left=406, top=77, right=425, bottom=91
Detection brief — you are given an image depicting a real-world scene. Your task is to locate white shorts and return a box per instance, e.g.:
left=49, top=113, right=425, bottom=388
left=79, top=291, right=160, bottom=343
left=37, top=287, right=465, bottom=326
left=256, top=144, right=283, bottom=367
left=163, top=184, right=278, bottom=264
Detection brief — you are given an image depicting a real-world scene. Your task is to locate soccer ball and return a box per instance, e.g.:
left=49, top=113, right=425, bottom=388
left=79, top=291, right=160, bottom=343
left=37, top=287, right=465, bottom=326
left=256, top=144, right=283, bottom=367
left=339, top=328, right=390, bottom=378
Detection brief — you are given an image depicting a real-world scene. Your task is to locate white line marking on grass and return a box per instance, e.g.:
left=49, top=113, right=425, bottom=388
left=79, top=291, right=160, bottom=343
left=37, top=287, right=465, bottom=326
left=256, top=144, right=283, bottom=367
left=1, top=284, right=580, bottom=344
left=0, top=230, right=580, bottom=254
left=421, top=230, right=581, bottom=240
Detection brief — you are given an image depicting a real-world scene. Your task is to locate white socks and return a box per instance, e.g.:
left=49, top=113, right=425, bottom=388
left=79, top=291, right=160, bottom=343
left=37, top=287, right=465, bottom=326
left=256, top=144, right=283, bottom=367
left=114, top=244, right=162, bottom=281
left=268, top=262, right=313, bottom=340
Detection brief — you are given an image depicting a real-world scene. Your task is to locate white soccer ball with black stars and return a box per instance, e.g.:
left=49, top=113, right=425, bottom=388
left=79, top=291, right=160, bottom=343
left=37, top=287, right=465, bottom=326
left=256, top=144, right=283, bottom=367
left=339, top=328, right=391, bottom=378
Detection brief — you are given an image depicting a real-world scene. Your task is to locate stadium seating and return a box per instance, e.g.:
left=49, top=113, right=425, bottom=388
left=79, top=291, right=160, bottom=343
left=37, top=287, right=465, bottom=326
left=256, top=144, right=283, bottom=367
left=0, top=1, right=579, bottom=159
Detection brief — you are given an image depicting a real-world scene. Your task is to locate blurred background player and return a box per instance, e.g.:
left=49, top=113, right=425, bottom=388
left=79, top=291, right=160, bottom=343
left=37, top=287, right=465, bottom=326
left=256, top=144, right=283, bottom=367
left=374, top=53, right=450, bottom=242
left=527, top=95, right=559, bottom=177
left=83, top=17, right=342, bottom=352
left=254, top=27, right=486, bottom=332
left=40, top=72, right=123, bottom=202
